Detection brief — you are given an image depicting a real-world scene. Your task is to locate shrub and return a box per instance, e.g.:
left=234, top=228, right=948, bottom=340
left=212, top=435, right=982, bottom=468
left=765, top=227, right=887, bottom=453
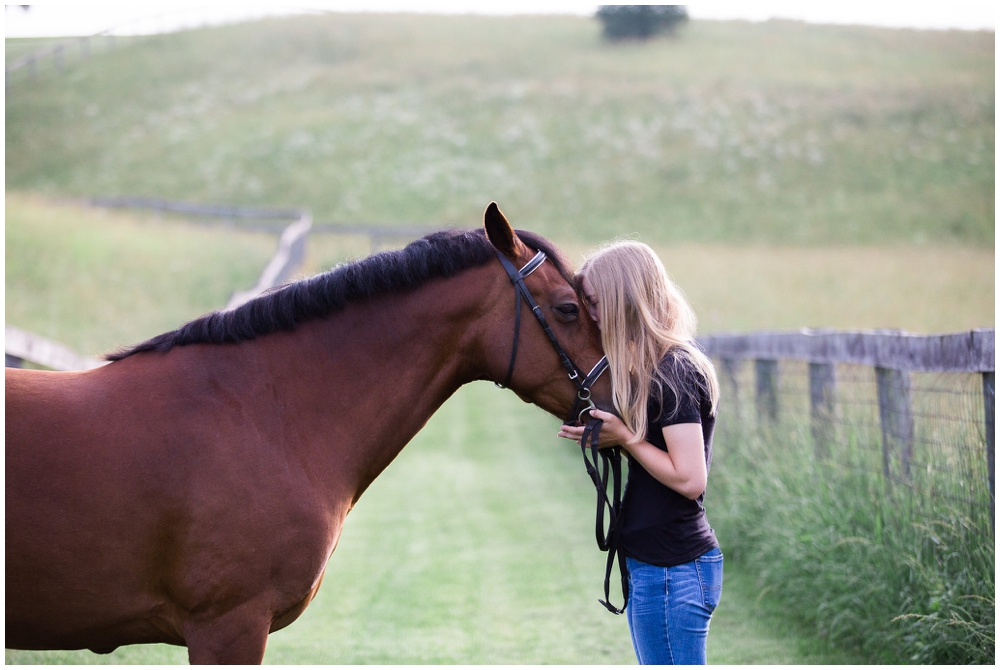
left=595, top=5, right=688, bottom=41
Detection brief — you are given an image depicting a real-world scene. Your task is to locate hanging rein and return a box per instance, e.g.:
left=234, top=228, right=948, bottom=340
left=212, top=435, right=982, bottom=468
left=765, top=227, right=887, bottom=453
left=492, top=248, right=628, bottom=615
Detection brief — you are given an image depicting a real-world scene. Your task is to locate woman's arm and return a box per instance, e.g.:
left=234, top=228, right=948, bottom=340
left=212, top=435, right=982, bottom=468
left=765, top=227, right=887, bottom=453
left=558, top=409, right=707, bottom=500
left=625, top=423, right=707, bottom=500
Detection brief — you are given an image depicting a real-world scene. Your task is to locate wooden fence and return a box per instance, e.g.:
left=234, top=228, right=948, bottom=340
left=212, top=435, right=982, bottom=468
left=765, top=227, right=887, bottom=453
left=89, top=196, right=442, bottom=253
left=227, top=210, right=313, bottom=308
left=5, top=325, right=106, bottom=371
left=700, top=328, right=996, bottom=525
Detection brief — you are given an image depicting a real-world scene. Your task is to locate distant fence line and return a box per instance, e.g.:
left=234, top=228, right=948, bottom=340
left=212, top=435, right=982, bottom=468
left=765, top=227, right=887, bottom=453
left=701, top=328, right=996, bottom=529
left=5, top=32, right=120, bottom=88
left=88, top=196, right=443, bottom=252
left=88, top=196, right=304, bottom=222
left=7, top=9, right=268, bottom=89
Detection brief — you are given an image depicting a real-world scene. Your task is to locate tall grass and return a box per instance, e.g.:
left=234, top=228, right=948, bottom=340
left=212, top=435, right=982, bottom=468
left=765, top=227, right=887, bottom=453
left=709, top=365, right=995, bottom=664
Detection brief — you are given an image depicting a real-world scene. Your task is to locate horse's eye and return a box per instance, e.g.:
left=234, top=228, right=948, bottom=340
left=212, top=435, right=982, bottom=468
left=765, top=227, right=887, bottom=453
left=554, top=303, right=580, bottom=320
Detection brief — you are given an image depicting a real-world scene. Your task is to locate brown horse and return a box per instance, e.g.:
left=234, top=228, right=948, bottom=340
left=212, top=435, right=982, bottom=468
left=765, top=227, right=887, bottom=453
left=5, top=203, right=609, bottom=664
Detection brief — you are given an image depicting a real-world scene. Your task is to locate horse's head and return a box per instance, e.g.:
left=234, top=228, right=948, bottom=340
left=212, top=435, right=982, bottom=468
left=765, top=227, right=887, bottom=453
left=482, top=203, right=611, bottom=424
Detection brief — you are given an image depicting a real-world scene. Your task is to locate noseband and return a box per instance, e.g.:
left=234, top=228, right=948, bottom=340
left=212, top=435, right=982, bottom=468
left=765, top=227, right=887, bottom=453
left=491, top=248, right=608, bottom=425
left=492, top=248, right=628, bottom=615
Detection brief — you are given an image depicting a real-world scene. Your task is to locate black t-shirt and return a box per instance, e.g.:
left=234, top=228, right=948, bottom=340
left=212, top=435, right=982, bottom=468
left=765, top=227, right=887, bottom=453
left=619, top=350, right=719, bottom=567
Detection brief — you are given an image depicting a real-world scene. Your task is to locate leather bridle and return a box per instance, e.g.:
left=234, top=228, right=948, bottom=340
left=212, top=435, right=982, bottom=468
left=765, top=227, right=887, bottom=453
left=491, top=248, right=608, bottom=426
left=492, top=247, right=628, bottom=615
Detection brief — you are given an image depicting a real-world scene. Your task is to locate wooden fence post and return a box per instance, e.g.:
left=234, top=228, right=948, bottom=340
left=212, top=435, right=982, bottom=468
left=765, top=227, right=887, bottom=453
left=721, top=358, right=741, bottom=420
left=984, top=371, right=995, bottom=531
left=876, top=367, right=913, bottom=485
left=809, top=362, right=836, bottom=457
left=227, top=212, right=312, bottom=309
left=755, top=359, right=779, bottom=424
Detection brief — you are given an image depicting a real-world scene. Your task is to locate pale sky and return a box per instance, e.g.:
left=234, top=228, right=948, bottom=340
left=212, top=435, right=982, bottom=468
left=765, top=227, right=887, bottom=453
left=4, top=1, right=996, bottom=38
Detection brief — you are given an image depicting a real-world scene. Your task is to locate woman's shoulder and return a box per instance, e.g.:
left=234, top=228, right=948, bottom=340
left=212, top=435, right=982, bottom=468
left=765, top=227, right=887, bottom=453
left=650, top=346, right=707, bottom=423
left=656, top=345, right=705, bottom=382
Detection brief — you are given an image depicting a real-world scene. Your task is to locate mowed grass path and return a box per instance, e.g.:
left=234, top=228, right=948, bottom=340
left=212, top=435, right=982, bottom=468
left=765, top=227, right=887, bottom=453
left=4, top=384, right=865, bottom=665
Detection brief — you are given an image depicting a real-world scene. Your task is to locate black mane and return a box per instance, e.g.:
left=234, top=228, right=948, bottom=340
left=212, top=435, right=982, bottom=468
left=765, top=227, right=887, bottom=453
left=107, top=228, right=573, bottom=361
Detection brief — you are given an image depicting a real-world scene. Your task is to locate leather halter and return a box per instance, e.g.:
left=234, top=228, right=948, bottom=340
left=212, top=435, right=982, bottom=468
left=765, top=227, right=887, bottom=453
left=492, top=247, right=627, bottom=615
left=492, top=248, right=608, bottom=425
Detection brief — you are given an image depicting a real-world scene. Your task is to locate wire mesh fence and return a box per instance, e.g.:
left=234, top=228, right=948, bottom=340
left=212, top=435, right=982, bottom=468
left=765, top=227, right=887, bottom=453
left=714, top=357, right=993, bottom=531
left=701, top=329, right=994, bottom=662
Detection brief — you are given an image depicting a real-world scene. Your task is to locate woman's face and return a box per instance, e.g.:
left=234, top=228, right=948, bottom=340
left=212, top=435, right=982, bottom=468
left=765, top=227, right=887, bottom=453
left=582, top=275, right=600, bottom=330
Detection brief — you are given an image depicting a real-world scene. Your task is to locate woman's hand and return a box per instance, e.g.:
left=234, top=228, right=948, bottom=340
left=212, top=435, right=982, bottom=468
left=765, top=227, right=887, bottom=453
left=557, top=408, right=636, bottom=449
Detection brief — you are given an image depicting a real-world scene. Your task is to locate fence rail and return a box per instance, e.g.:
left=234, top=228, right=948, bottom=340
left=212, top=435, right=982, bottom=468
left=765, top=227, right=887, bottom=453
left=89, top=196, right=303, bottom=221
left=700, top=328, right=994, bottom=373
left=227, top=211, right=312, bottom=309
left=89, top=196, right=443, bottom=252
left=5, top=325, right=105, bottom=371
left=701, top=328, right=996, bottom=529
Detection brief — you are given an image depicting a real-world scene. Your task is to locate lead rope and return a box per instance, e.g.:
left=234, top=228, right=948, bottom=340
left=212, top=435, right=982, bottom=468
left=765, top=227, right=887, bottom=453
left=579, top=416, right=629, bottom=615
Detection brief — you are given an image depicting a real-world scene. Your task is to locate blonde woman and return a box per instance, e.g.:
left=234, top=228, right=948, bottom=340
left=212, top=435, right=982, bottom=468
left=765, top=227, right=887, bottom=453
left=558, top=241, right=723, bottom=665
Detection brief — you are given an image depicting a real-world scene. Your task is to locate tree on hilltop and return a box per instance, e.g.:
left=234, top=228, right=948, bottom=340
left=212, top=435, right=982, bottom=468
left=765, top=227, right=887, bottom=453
left=596, top=5, right=688, bottom=40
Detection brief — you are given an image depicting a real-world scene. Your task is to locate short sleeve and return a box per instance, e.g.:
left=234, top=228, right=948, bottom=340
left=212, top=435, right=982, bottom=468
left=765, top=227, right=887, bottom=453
left=656, top=382, right=703, bottom=427
left=652, top=353, right=704, bottom=427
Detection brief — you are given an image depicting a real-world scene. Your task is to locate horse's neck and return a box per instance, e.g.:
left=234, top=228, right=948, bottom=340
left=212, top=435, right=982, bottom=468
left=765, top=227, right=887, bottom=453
left=264, top=268, right=499, bottom=506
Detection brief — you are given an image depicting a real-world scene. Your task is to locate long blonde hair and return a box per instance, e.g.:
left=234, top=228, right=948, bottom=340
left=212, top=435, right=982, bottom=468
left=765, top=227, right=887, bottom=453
left=579, top=241, right=719, bottom=444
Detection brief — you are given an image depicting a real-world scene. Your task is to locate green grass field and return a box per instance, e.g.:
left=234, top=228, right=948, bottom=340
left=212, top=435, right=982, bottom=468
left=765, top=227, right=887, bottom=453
left=5, top=14, right=994, bottom=247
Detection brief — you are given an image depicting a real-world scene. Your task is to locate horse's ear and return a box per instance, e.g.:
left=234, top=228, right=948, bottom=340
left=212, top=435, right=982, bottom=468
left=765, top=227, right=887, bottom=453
left=484, top=202, right=528, bottom=260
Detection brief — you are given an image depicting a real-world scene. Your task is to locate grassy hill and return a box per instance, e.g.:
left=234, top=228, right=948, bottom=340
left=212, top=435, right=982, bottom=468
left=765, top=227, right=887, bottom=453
left=5, top=14, right=994, bottom=246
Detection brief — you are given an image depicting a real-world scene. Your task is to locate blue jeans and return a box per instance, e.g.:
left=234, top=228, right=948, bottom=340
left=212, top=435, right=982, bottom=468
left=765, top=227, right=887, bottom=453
left=625, top=548, right=724, bottom=665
